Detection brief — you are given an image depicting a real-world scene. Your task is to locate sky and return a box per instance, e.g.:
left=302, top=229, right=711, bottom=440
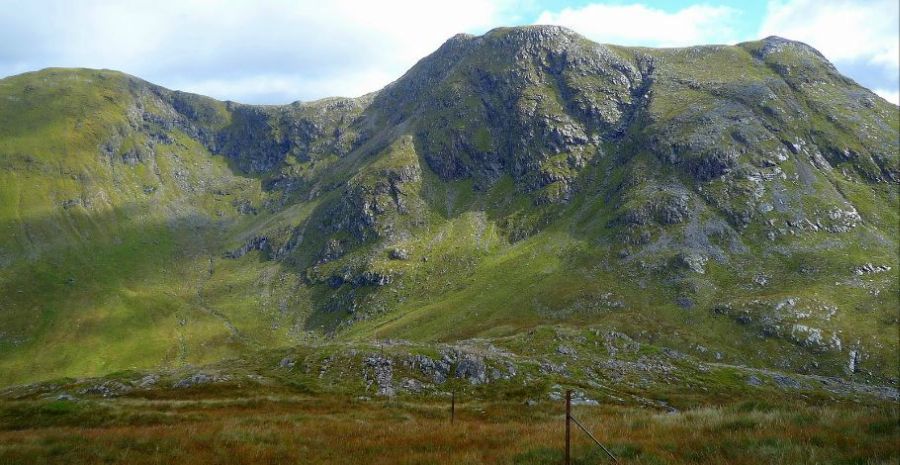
left=0, top=0, right=897, bottom=104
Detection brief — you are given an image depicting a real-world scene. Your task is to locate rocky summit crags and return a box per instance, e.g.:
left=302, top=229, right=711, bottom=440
left=0, top=26, right=896, bottom=390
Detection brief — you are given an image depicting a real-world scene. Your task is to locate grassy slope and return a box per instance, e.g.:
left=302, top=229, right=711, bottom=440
left=0, top=69, right=317, bottom=384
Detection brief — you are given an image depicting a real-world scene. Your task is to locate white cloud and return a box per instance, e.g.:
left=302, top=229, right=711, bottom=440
left=175, top=70, right=397, bottom=105
left=534, top=3, right=740, bottom=47
left=760, top=0, right=898, bottom=68
left=760, top=0, right=898, bottom=98
left=0, top=0, right=506, bottom=103
left=873, top=89, right=900, bottom=105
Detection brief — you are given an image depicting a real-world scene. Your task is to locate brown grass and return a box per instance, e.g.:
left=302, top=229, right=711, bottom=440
left=0, top=396, right=896, bottom=464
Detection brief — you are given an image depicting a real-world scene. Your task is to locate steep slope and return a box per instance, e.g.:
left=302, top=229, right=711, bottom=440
left=0, top=70, right=376, bottom=380
left=0, top=26, right=896, bottom=387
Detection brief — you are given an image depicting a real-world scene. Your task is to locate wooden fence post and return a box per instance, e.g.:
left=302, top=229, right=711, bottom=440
left=565, top=390, right=572, bottom=465
left=451, top=390, right=456, bottom=425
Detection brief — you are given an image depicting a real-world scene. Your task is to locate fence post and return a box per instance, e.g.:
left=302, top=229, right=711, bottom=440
left=451, top=390, right=456, bottom=425
left=565, top=390, right=572, bottom=465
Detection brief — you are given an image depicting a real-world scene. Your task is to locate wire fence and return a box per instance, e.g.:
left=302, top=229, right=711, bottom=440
left=445, top=388, right=618, bottom=464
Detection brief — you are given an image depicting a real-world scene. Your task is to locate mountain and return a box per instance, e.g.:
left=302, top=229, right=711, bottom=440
left=0, top=26, right=896, bottom=389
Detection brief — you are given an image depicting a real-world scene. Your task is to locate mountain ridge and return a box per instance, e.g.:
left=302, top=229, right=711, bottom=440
left=0, top=26, right=896, bottom=388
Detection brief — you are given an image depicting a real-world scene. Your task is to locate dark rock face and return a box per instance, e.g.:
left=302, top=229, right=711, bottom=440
left=351, top=271, right=393, bottom=287
left=225, top=236, right=269, bottom=259
left=212, top=99, right=367, bottom=174
left=215, top=106, right=291, bottom=173
left=373, top=26, right=650, bottom=190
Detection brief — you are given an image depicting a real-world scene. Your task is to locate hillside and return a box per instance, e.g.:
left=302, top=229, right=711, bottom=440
left=0, top=25, right=897, bottom=391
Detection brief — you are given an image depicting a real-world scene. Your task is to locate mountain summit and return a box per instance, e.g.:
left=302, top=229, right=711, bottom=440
left=0, top=26, right=896, bottom=386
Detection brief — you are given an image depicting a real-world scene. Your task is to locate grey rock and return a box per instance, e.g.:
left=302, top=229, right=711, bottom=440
left=548, top=385, right=564, bottom=401
left=753, top=274, right=769, bottom=286
left=539, top=361, right=569, bottom=376
left=772, top=375, right=801, bottom=389
left=79, top=381, right=130, bottom=398
left=556, top=345, right=576, bottom=356
left=655, top=194, right=691, bottom=225
left=319, top=356, right=333, bottom=378
left=547, top=386, right=597, bottom=405
left=676, top=296, right=694, bottom=309
left=406, top=354, right=452, bottom=384
left=490, top=361, right=517, bottom=381
left=677, top=252, right=707, bottom=274
left=847, top=349, right=861, bottom=374
left=363, top=355, right=395, bottom=397
left=389, top=248, right=410, bottom=260
left=317, top=239, right=345, bottom=265
left=400, top=378, right=424, bottom=393
left=571, top=391, right=599, bottom=406
left=853, top=263, right=892, bottom=275
left=137, top=374, right=159, bottom=388
left=173, top=373, right=219, bottom=388
left=454, top=353, right=488, bottom=385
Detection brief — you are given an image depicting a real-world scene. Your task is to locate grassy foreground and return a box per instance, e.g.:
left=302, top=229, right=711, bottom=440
left=0, top=393, right=896, bottom=465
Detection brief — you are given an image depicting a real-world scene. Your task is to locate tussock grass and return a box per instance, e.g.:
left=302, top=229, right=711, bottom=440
left=0, top=395, right=895, bottom=464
